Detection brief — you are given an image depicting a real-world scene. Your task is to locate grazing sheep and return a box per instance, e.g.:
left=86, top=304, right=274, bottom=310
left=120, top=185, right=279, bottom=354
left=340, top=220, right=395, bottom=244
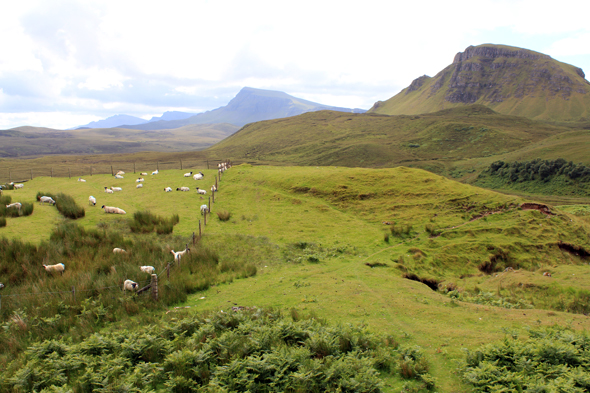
left=14, top=183, right=24, bottom=189
left=104, top=187, right=114, bottom=194
left=102, top=205, right=126, bottom=214
left=0, top=283, right=4, bottom=290
left=140, top=172, right=148, bottom=176
left=200, top=204, right=208, bottom=214
left=176, top=187, right=190, bottom=191
left=136, top=178, right=144, bottom=182
left=111, top=187, right=122, bottom=192
left=39, top=196, right=56, bottom=205
left=171, top=247, right=190, bottom=263
left=152, top=170, right=159, bottom=175
left=116, top=171, right=125, bottom=175
left=140, top=266, right=155, bottom=274
left=123, top=279, right=138, bottom=292
left=184, top=171, right=193, bottom=177
left=114, top=174, right=124, bottom=179
left=164, top=187, right=172, bottom=192
left=136, top=184, right=143, bottom=189
left=6, top=202, right=22, bottom=210
left=196, top=187, right=207, bottom=195
left=43, top=263, right=65, bottom=275
left=89, top=196, right=97, bottom=206
left=78, top=177, right=86, bottom=182
left=193, top=172, right=204, bottom=180
left=211, top=185, right=217, bottom=192
left=113, top=248, right=127, bottom=254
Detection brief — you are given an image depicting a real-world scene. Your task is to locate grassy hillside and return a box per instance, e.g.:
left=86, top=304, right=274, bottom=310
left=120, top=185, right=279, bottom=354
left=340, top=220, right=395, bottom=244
left=1, top=165, right=590, bottom=391
left=0, top=123, right=238, bottom=158
left=370, top=44, right=590, bottom=122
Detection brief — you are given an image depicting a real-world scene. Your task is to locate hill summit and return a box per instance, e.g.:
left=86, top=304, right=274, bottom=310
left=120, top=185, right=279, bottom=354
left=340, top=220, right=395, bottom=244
left=370, top=44, right=590, bottom=121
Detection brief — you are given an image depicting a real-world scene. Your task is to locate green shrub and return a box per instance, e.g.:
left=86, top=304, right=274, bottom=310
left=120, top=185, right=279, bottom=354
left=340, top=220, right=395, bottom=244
left=55, top=193, right=85, bottom=219
left=130, top=210, right=177, bottom=234
left=20, top=202, right=34, bottom=217
left=216, top=210, right=231, bottom=221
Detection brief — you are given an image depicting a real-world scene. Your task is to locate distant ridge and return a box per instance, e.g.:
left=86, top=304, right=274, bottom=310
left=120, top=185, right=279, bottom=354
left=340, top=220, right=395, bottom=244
left=75, top=114, right=148, bottom=129
left=120, top=87, right=366, bottom=130
left=370, top=44, right=590, bottom=121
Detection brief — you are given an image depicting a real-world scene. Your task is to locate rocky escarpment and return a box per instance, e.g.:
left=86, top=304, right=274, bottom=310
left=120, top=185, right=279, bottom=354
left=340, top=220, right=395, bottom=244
left=444, top=45, right=588, bottom=104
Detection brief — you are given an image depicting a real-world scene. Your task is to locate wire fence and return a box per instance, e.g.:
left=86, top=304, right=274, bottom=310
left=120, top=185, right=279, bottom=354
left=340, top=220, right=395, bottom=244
left=0, top=158, right=229, bottom=184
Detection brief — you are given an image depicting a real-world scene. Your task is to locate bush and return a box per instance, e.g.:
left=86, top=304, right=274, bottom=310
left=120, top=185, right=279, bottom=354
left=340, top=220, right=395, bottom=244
left=216, top=211, right=231, bottom=221
left=55, top=193, right=85, bottom=219
left=130, top=210, right=178, bottom=234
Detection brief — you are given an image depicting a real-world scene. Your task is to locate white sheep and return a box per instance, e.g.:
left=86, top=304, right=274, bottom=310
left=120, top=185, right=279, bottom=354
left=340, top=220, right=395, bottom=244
left=140, top=172, right=148, bottom=176
left=14, top=184, right=24, bottom=189
left=200, top=204, right=208, bottom=214
left=184, top=171, right=193, bottom=177
left=136, top=184, right=143, bottom=188
left=123, top=279, right=138, bottom=292
left=171, top=247, right=190, bottom=263
left=152, top=170, right=159, bottom=175
left=176, top=187, right=190, bottom=191
left=89, top=196, right=96, bottom=206
left=196, top=188, right=207, bottom=195
left=136, top=178, right=144, bottom=182
left=39, top=196, right=56, bottom=205
left=0, top=283, right=4, bottom=290
left=113, top=248, right=127, bottom=254
left=104, top=187, right=114, bottom=194
left=102, top=205, right=126, bottom=214
left=43, top=263, right=65, bottom=275
left=164, top=187, right=172, bottom=192
left=78, top=177, right=86, bottom=182
left=114, top=174, right=124, bottom=179
left=211, top=185, right=217, bottom=192
left=116, top=171, right=125, bottom=176
left=140, top=266, right=155, bottom=274
left=111, top=187, right=122, bottom=192
left=6, top=202, right=22, bottom=210
left=193, top=173, right=203, bottom=180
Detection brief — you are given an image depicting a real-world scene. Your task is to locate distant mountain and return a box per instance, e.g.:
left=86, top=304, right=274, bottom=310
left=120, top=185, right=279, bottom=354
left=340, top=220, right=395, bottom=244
left=369, top=44, right=590, bottom=121
left=121, top=87, right=366, bottom=130
left=147, top=111, right=196, bottom=122
left=75, top=114, right=148, bottom=129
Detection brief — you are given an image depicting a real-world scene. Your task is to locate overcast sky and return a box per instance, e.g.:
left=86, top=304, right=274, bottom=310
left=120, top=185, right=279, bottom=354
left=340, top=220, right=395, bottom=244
left=1, top=0, right=589, bottom=130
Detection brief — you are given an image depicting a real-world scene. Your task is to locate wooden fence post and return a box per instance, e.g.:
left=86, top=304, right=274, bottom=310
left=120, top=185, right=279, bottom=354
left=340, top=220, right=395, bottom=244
left=204, top=209, right=207, bottom=226
left=8, top=169, right=10, bottom=182
left=192, top=232, right=195, bottom=245
left=151, top=274, right=158, bottom=301
left=180, top=159, right=183, bottom=170
left=167, top=263, right=170, bottom=279
left=72, top=286, right=76, bottom=302
left=215, top=176, right=218, bottom=190
left=157, top=162, right=159, bottom=171
left=199, top=220, right=202, bottom=238
left=30, top=169, right=33, bottom=180
left=212, top=188, right=214, bottom=203
left=51, top=168, right=53, bottom=178
left=208, top=196, right=211, bottom=213
left=69, top=168, right=71, bottom=179
left=90, top=167, right=93, bottom=176
left=133, top=162, right=136, bottom=173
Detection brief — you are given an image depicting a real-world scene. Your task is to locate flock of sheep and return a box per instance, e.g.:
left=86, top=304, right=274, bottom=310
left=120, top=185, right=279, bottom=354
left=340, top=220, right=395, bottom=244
left=1, top=162, right=232, bottom=295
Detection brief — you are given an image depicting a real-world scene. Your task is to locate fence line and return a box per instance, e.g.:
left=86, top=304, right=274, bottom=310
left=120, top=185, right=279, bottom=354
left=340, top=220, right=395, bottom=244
left=0, top=158, right=231, bottom=184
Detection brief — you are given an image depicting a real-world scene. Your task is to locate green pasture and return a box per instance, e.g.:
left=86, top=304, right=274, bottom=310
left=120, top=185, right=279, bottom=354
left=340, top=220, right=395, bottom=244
left=2, top=164, right=590, bottom=391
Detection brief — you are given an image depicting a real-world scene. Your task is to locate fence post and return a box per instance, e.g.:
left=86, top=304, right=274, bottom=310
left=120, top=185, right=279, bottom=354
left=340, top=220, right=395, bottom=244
left=72, top=286, right=76, bottom=302
left=212, top=188, right=215, bottom=203
left=157, top=162, right=159, bottom=171
left=30, top=169, right=33, bottom=180
left=167, top=263, right=170, bottom=279
left=199, top=220, right=201, bottom=238
left=204, top=209, right=207, bottom=226
left=151, top=274, right=158, bottom=301
left=215, top=176, right=218, bottom=191
left=208, top=196, right=211, bottom=213
left=180, top=159, right=183, bottom=170
left=90, top=167, right=93, bottom=176
left=111, top=166, right=114, bottom=176
left=134, top=162, right=136, bottom=174
left=69, top=168, right=71, bottom=179
left=51, top=168, right=53, bottom=178
left=207, top=160, right=209, bottom=169
left=192, top=232, right=195, bottom=245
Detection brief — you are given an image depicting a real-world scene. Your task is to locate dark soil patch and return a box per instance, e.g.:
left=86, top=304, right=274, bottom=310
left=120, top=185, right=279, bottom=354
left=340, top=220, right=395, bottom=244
left=558, top=241, right=590, bottom=259
left=521, top=203, right=554, bottom=215
left=403, top=273, right=441, bottom=291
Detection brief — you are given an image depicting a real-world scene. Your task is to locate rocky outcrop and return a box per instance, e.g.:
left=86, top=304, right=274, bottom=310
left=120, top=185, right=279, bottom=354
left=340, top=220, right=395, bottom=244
left=453, top=45, right=551, bottom=63
left=406, top=75, right=431, bottom=94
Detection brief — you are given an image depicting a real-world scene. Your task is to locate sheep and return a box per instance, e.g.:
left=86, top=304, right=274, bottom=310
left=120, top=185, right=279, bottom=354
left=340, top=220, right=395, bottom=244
left=152, top=170, right=159, bottom=175
left=140, top=172, right=148, bottom=176
left=196, top=188, right=207, bottom=195
left=0, top=283, right=4, bottom=290
left=176, top=187, right=190, bottom=191
left=114, top=174, right=124, bottom=179
left=193, top=173, right=203, bottom=180
left=88, top=196, right=96, bottom=206
left=164, top=187, right=172, bottom=192
left=123, top=279, right=138, bottom=292
left=111, top=187, right=123, bottom=192
left=116, top=171, right=125, bottom=176
left=136, top=178, right=144, bottom=182
left=102, top=205, right=126, bottom=214
left=140, top=266, right=155, bottom=274
left=113, top=248, right=127, bottom=254
left=171, top=247, right=190, bottom=263
left=200, top=204, right=208, bottom=214
left=14, top=183, right=24, bottom=189
left=43, top=263, right=65, bottom=275
left=136, top=184, right=143, bottom=189
left=184, top=171, right=193, bottom=177
left=39, top=196, right=56, bottom=205
left=78, top=177, right=86, bottom=182
left=6, top=202, right=22, bottom=210
left=104, top=187, right=114, bottom=194
left=211, top=185, right=217, bottom=192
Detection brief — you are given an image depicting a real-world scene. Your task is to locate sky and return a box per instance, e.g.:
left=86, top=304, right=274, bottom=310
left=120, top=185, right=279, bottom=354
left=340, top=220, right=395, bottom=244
left=1, top=0, right=590, bottom=130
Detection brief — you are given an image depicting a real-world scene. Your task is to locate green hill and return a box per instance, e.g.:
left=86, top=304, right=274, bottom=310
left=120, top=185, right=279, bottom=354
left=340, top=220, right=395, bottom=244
left=370, top=44, right=590, bottom=122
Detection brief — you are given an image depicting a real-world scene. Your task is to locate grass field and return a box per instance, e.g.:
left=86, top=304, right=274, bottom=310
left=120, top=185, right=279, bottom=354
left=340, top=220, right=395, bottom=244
left=1, top=164, right=590, bottom=391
